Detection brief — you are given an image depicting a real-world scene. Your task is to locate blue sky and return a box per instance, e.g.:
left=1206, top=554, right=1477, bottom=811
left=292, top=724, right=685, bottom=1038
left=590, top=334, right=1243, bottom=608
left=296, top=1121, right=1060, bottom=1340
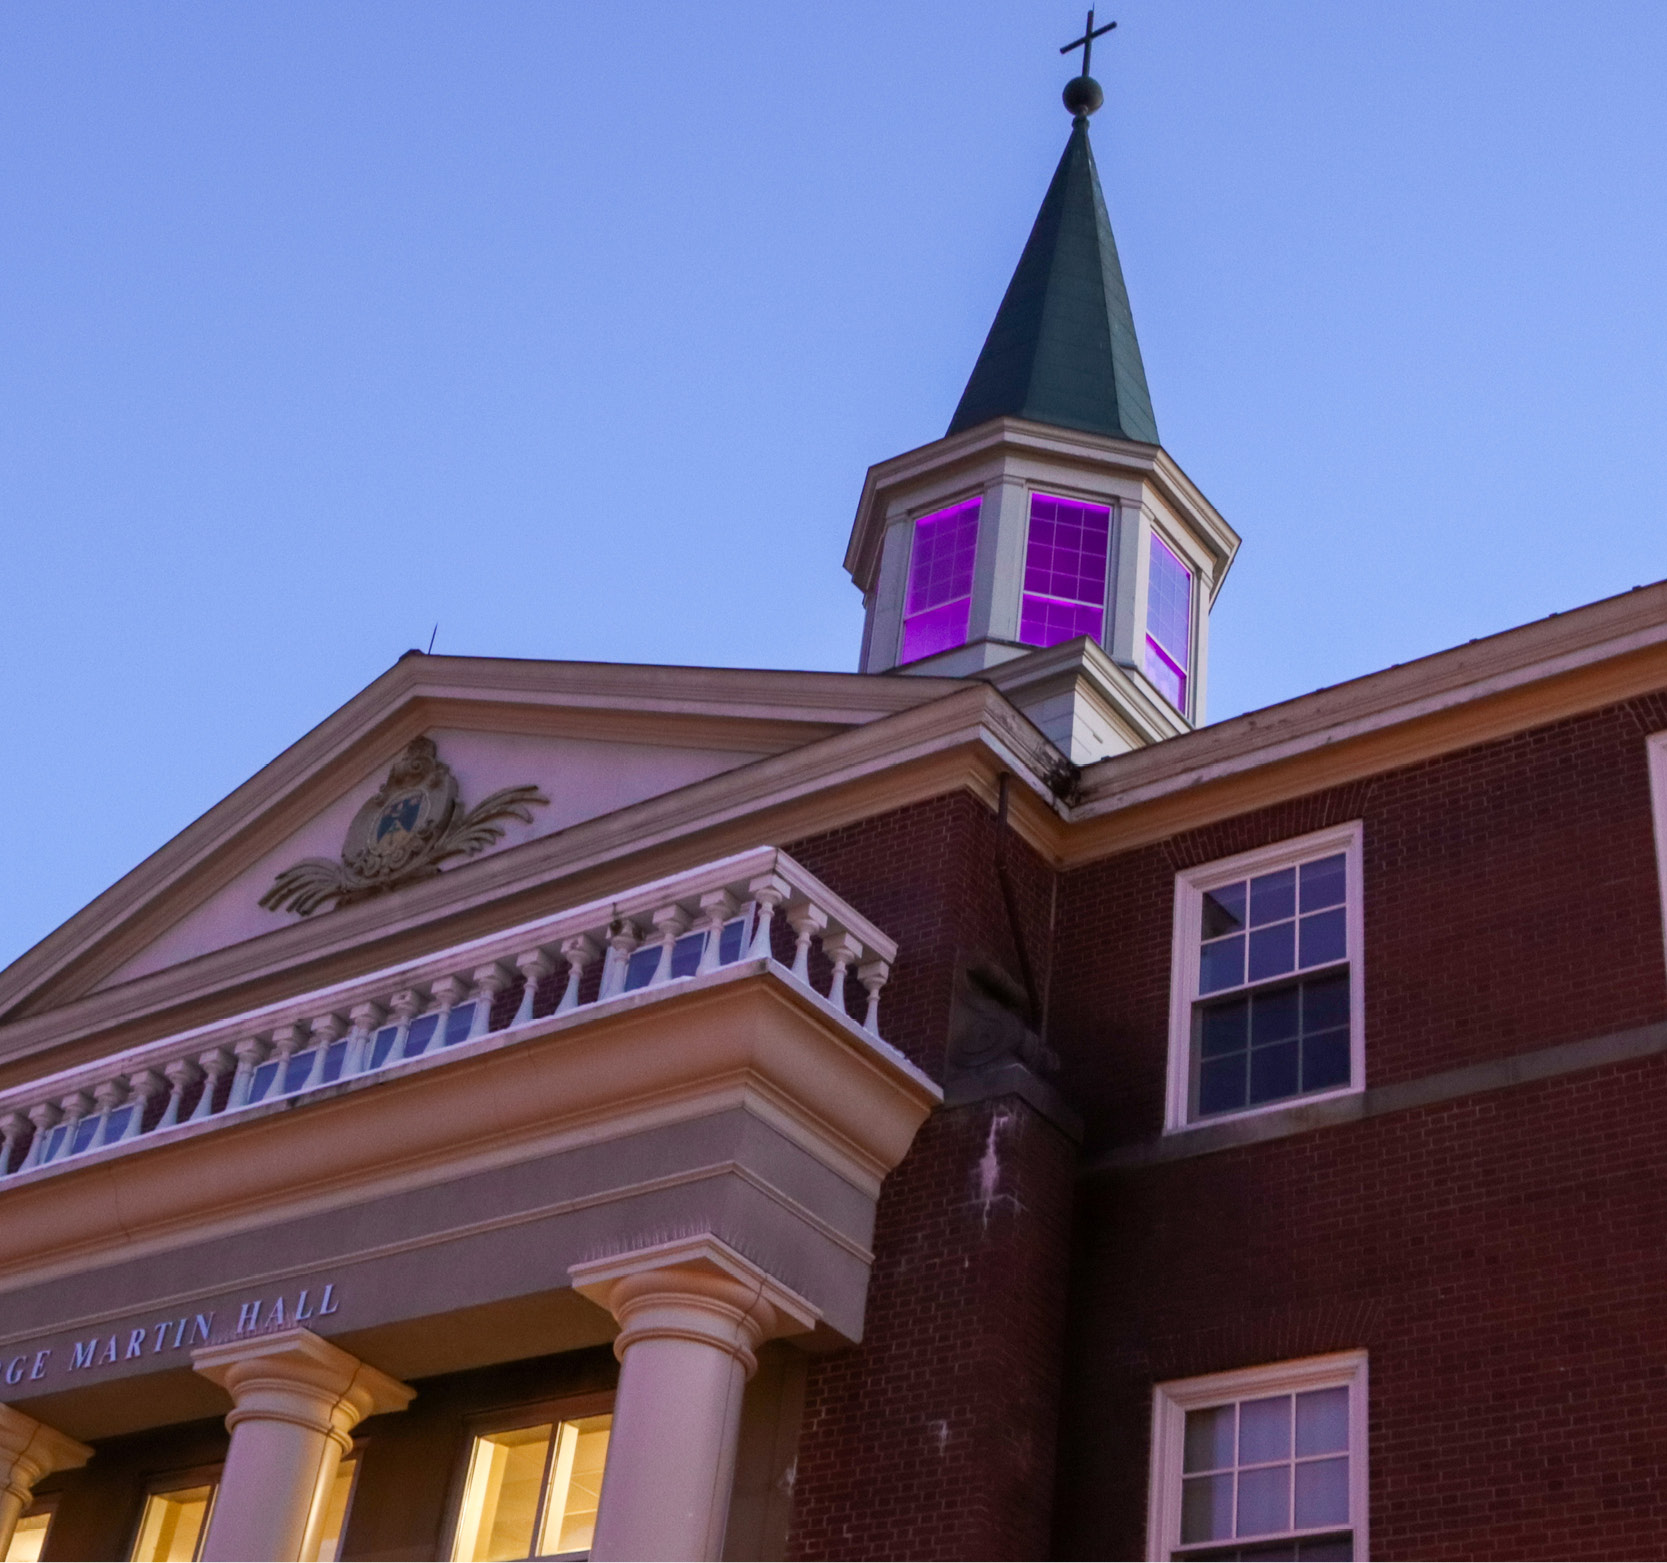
left=5, top=2, right=1667, bottom=971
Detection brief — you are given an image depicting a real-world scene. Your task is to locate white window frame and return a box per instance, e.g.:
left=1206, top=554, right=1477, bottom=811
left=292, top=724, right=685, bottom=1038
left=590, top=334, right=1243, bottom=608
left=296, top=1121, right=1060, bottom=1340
left=1165, top=822, right=1366, bottom=1133
left=1146, top=1350, right=1369, bottom=1562
left=1646, top=733, right=1667, bottom=977
left=1142, top=521, right=1199, bottom=722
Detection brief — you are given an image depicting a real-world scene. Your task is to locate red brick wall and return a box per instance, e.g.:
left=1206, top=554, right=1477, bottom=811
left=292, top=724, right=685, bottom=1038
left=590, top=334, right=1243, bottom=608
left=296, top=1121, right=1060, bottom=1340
left=783, top=793, right=1078, bottom=1560
left=1050, top=693, right=1667, bottom=1559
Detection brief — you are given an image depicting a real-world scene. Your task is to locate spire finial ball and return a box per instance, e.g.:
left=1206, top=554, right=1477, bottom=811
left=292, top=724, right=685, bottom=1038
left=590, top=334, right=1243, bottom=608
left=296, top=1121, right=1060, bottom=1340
left=1062, top=74, right=1103, bottom=118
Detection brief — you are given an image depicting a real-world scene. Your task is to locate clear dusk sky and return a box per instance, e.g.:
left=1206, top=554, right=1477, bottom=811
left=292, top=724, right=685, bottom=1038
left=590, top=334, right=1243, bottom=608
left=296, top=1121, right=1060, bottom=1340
left=4, top=2, right=1667, bottom=971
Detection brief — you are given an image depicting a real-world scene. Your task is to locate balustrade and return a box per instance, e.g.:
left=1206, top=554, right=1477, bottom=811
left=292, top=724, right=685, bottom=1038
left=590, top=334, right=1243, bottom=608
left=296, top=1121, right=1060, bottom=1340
left=0, top=848, right=897, bottom=1183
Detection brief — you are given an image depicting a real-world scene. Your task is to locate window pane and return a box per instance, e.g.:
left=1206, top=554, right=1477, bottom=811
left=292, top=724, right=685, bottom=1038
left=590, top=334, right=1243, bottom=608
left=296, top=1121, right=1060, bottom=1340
left=1249, top=1041, right=1299, bottom=1104
left=404, top=1012, right=440, bottom=1057
left=444, top=1002, right=477, bottom=1046
left=311, top=1458, right=357, bottom=1563
left=624, top=945, right=659, bottom=991
left=1249, top=986, right=1299, bottom=1046
left=900, top=596, right=974, bottom=663
left=369, top=1024, right=402, bottom=1069
left=537, top=1415, right=612, bottom=1557
left=1248, top=869, right=1296, bottom=927
left=1202, top=883, right=1247, bottom=940
left=1185, top=1405, right=1237, bottom=1473
left=1199, top=935, right=1245, bottom=994
left=717, top=916, right=749, bottom=964
left=451, top=1424, right=554, bottom=1563
left=1239, top=1397, right=1291, bottom=1464
left=132, top=1485, right=215, bottom=1563
left=1247, top=922, right=1295, bottom=983
left=1301, top=973, right=1350, bottom=1033
left=1296, top=1535, right=1354, bottom=1559
left=1199, top=1054, right=1249, bottom=1117
left=1020, top=594, right=1103, bottom=647
left=1147, top=533, right=1193, bottom=669
left=1200, top=998, right=1249, bottom=1059
left=1294, top=1458, right=1350, bottom=1529
left=1300, top=1031, right=1350, bottom=1093
left=1237, top=1465, right=1291, bottom=1538
left=1295, top=1390, right=1349, bottom=1458
left=669, top=930, right=706, bottom=979
left=1298, top=909, right=1346, bottom=969
left=1181, top=1473, right=1235, bottom=1544
left=1299, top=854, right=1346, bottom=912
left=1144, top=637, right=1187, bottom=710
left=5, top=1513, right=52, bottom=1563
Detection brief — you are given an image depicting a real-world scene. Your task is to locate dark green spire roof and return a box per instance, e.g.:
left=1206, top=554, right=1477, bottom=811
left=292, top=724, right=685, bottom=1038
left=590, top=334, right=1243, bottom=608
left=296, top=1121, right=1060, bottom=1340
left=947, top=117, right=1158, bottom=444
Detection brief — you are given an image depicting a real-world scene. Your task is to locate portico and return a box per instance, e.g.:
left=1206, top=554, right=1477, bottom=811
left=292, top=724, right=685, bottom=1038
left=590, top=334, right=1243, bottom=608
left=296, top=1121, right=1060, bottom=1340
left=0, top=849, right=937, bottom=1560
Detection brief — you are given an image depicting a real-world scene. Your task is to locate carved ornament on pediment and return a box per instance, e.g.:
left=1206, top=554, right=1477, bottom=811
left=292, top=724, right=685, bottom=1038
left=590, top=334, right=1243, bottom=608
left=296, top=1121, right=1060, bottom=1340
left=259, top=737, right=548, bottom=917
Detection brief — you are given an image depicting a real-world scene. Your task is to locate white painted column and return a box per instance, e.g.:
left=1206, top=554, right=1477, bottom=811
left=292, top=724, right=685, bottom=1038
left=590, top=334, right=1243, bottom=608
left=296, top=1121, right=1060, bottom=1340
left=0, top=1404, right=91, bottom=1556
left=193, top=1329, right=412, bottom=1563
left=572, top=1237, right=818, bottom=1563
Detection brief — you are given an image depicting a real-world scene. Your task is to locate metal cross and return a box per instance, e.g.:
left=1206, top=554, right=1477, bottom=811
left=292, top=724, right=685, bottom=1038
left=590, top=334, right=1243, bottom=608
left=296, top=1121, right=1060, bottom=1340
left=1059, top=8, right=1116, bottom=76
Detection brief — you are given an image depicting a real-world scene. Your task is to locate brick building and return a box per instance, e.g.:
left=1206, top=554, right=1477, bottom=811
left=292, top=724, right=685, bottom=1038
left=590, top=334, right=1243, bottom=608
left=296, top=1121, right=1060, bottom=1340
left=3, top=54, right=1665, bottom=1563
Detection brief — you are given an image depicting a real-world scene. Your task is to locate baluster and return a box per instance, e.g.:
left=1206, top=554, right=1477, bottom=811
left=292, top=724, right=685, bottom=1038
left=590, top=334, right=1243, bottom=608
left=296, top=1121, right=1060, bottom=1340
left=88, top=1077, right=130, bottom=1150
left=228, top=1038, right=270, bottom=1108
left=821, top=930, right=864, bottom=1015
left=52, top=1092, right=92, bottom=1162
left=557, top=935, right=599, bottom=1014
left=470, top=964, right=513, bottom=1039
left=431, top=976, right=467, bottom=1046
left=746, top=874, right=791, bottom=961
left=342, top=1003, right=385, bottom=1078
left=786, top=901, right=828, bottom=984
left=857, top=958, right=891, bottom=1036
left=19, top=1103, right=61, bottom=1171
left=599, top=920, right=641, bottom=1001
left=648, top=906, right=690, bottom=987
left=157, top=1059, right=202, bottom=1130
left=302, top=1015, right=345, bottom=1090
left=125, top=1070, right=168, bottom=1139
left=269, top=1023, right=306, bottom=1095
left=189, top=1049, right=236, bottom=1122
left=513, top=949, right=556, bottom=1026
left=694, top=891, right=739, bottom=975
left=0, top=1112, right=30, bottom=1176
left=387, top=990, right=423, bottom=1062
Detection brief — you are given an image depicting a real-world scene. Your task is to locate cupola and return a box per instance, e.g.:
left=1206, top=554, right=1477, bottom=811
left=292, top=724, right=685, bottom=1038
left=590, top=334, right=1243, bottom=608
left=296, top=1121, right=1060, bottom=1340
left=845, top=25, right=1239, bottom=762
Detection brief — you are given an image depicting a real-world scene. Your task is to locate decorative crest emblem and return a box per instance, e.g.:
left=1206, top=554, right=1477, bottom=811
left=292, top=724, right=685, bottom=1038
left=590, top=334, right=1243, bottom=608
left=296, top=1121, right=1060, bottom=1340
left=260, top=737, right=547, bottom=917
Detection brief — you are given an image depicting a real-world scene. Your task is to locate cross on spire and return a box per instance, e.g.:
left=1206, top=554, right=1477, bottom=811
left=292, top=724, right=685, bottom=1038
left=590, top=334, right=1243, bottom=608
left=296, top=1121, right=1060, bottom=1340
left=1059, top=8, right=1116, bottom=77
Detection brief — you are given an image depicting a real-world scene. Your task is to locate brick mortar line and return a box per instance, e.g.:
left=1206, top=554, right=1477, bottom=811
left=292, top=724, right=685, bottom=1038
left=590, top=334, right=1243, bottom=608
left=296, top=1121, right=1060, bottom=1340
left=1084, top=1017, right=1667, bottom=1174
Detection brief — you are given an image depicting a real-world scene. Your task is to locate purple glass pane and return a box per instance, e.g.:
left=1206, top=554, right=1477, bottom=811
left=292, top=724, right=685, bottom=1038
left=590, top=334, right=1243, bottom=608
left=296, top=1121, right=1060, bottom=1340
left=904, top=499, right=981, bottom=617
left=1144, top=638, right=1186, bottom=709
left=1021, top=494, right=1110, bottom=649
left=1148, top=533, right=1193, bottom=669
left=900, top=597, right=973, bottom=664
left=1019, top=594, right=1102, bottom=647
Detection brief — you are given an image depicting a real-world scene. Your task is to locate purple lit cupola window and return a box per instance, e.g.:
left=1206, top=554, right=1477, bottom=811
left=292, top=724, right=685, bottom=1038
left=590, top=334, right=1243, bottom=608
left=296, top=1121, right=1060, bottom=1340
left=1019, top=494, right=1112, bottom=649
left=1145, top=534, right=1193, bottom=713
left=900, top=497, right=981, bottom=664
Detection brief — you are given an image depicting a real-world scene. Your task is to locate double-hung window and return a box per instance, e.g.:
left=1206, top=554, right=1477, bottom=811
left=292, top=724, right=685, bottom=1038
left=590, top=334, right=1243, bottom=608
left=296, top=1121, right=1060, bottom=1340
left=899, top=497, right=981, bottom=664
left=1148, top=1353, right=1368, bottom=1560
left=127, top=1458, right=357, bottom=1562
left=1019, top=493, right=1112, bottom=648
left=1145, top=533, right=1194, bottom=715
left=1167, top=824, right=1364, bottom=1129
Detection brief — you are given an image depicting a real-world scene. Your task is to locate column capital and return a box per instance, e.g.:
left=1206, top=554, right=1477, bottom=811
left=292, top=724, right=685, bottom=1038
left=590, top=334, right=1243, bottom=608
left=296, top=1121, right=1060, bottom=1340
left=193, top=1328, right=412, bottom=1443
left=570, top=1236, right=818, bottom=1378
left=0, top=1403, right=91, bottom=1507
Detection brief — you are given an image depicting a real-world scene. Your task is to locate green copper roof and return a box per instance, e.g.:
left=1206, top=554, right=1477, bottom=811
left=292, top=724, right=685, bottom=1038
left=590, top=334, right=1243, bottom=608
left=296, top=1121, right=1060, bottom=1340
left=947, top=117, right=1158, bottom=445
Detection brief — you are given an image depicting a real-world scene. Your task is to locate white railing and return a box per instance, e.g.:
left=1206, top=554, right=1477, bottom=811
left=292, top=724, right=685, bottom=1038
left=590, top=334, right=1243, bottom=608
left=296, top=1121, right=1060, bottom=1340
left=0, top=847, right=895, bottom=1183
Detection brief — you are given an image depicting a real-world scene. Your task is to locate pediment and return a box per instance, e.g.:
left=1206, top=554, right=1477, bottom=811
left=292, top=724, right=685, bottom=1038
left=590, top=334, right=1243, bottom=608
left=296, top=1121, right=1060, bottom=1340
left=99, top=723, right=777, bottom=988
left=0, top=655, right=968, bottom=1023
